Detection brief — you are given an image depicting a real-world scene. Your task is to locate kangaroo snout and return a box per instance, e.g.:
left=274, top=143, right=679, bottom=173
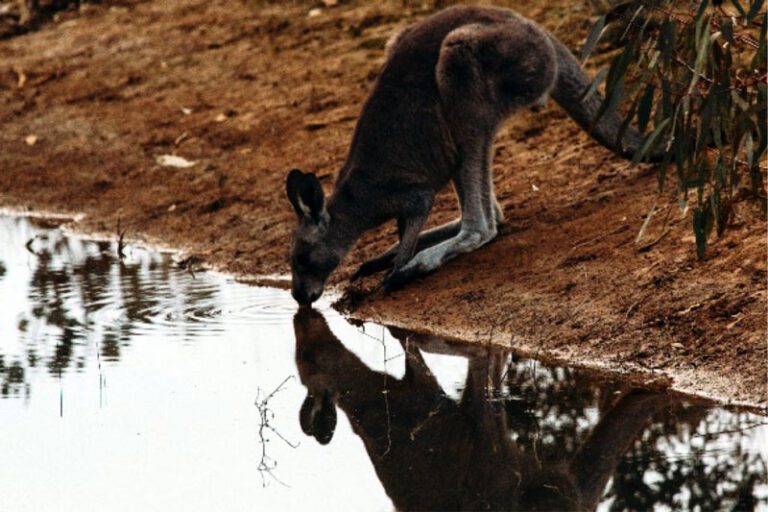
left=292, top=281, right=322, bottom=305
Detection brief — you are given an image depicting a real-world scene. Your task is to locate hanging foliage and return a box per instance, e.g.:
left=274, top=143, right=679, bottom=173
left=584, top=0, right=767, bottom=258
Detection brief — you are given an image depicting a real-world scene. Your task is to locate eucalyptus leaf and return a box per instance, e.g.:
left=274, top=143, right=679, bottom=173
left=632, top=118, right=671, bottom=166
left=637, top=83, right=655, bottom=134
left=581, top=15, right=607, bottom=62
left=746, top=0, right=765, bottom=22
left=730, top=0, right=747, bottom=17
left=693, top=206, right=707, bottom=259
left=580, top=68, right=609, bottom=102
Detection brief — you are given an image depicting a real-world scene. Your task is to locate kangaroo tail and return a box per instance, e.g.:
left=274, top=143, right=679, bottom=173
left=547, top=34, right=663, bottom=163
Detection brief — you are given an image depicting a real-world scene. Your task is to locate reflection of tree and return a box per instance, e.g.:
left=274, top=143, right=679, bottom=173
left=0, top=355, right=27, bottom=398
left=608, top=408, right=768, bottom=511
left=502, top=356, right=625, bottom=459
left=499, top=360, right=767, bottom=511
left=293, top=309, right=768, bottom=511
left=0, top=218, right=221, bottom=399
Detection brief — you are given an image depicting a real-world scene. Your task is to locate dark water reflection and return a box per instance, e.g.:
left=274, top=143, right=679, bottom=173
left=294, top=309, right=767, bottom=511
left=0, top=216, right=766, bottom=511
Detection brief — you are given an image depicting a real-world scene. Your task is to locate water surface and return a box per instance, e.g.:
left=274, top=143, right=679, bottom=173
left=0, top=216, right=766, bottom=511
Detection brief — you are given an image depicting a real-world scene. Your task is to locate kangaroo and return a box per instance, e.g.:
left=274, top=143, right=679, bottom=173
left=286, top=5, right=656, bottom=304
left=292, top=308, right=672, bottom=510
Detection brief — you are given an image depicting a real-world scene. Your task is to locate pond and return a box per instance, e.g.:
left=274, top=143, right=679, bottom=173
left=0, top=215, right=766, bottom=511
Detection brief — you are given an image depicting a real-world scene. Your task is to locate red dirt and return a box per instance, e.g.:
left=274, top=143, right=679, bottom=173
left=0, top=0, right=765, bottom=405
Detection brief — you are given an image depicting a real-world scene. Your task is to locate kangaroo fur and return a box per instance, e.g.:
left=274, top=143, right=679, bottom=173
left=286, top=5, right=656, bottom=305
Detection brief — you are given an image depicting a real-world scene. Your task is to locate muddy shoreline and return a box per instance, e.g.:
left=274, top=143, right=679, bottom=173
left=0, top=205, right=764, bottom=410
left=1, top=0, right=765, bottom=406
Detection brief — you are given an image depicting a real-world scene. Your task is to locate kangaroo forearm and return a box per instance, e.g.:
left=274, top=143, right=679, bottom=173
left=352, top=219, right=462, bottom=280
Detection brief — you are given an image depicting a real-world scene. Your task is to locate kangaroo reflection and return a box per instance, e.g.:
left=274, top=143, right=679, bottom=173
left=293, top=308, right=671, bottom=511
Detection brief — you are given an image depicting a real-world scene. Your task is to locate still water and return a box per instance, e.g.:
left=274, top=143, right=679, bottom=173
left=0, top=215, right=766, bottom=511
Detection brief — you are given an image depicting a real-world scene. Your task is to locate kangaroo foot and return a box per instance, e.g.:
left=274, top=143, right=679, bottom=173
left=383, top=261, right=430, bottom=292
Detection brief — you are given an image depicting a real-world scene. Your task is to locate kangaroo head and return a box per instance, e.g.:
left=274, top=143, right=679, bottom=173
left=299, top=390, right=337, bottom=445
left=286, top=169, right=341, bottom=305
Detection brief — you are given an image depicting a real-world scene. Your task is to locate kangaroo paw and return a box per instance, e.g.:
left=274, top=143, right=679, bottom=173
left=383, top=263, right=426, bottom=292
left=351, top=254, right=395, bottom=281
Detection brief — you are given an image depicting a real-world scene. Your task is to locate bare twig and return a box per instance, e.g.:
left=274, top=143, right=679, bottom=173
left=254, top=375, right=298, bottom=487
left=116, top=218, right=126, bottom=260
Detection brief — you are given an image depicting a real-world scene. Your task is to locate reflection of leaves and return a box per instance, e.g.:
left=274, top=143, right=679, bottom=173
left=0, top=219, right=222, bottom=398
left=0, top=356, right=28, bottom=398
left=500, top=358, right=766, bottom=510
left=0, top=259, right=6, bottom=280
left=504, top=358, right=620, bottom=461
left=606, top=408, right=768, bottom=511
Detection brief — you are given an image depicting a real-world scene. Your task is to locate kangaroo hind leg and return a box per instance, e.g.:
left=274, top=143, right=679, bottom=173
left=351, top=179, right=465, bottom=281
left=385, top=145, right=498, bottom=291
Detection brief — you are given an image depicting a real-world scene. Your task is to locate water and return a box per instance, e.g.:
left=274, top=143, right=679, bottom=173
left=0, top=215, right=766, bottom=512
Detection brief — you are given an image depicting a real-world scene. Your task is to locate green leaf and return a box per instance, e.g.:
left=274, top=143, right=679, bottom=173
left=711, top=185, right=726, bottom=237
left=659, top=19, right=676, bottom=67
left=758, top=13, right=767, bottom=68
left=698, top=92, right=716, bottom=150
left=592, top=45, right=633, bottom=129
left=674, top=123, right=688, bottom=188
left=581, top=15, right=607, bottom=62
left=692, top=202, right=713, bottom=260
left=616, top=92, right=640, bottom=150
left=689, top=25, right=711, bottom=93
left=580, top=68, right=608, bottom=102
left=604, top=77, right=625, bottom=117
left=660, top=76, right=673, bottom=119
left=730, top=0, right=747, bottom=17
left=693, top=207, right=707, bottom=259
left=632, top=118, right=671, bottom=166
left=747, top=0, right=765, bottom=23
left=721, top=18, right=735, bottom=44
left=695, top=0, right=711, bottom=21
left=637, top=83, right=655, bottom=134
left=745, top=131, right=754, bottom=169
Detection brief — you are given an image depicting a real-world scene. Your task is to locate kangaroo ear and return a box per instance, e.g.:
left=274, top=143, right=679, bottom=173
left=286, top=169, right=325, bottom=223
left=299, top=393, right=315, bottom=436
left=312, top=390, right=337, bottom=445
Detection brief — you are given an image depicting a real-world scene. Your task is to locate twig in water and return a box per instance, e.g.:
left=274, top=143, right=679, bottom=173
left=379, top=325, right=392, bottom=458
left=116, top=218, right=126, bottom=260
left=254, top=375, right=299, bottom=487
left=24, top=236, right=41, bottom=256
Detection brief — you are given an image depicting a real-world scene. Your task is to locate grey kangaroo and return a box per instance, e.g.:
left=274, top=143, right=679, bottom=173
left=287, top=5, right=655, bottom=304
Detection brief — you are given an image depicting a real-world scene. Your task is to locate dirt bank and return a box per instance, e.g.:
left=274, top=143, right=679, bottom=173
left=0, top=0, right=765, bottom=405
